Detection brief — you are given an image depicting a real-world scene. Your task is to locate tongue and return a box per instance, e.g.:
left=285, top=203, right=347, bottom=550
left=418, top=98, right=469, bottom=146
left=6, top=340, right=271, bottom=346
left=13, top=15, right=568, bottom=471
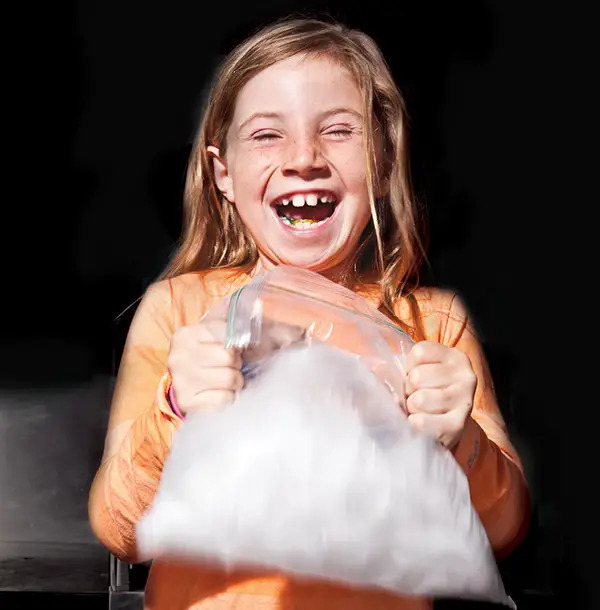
left=278, top=202, right=335, bottom=221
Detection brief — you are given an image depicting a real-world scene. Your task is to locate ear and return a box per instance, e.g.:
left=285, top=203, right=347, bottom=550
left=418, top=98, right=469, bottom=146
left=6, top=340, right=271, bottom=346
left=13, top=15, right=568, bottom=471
left=207, top=145, right=235, bottom=203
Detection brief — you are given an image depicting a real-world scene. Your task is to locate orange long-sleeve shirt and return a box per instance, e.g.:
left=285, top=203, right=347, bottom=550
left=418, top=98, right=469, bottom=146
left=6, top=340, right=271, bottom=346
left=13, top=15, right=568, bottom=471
left=89, top=268, right=530, bottom=610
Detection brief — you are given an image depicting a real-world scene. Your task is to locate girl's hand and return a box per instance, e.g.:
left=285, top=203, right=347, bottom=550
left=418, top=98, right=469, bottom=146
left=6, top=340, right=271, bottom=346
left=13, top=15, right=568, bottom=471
left=167, top=319, right=244, bottom=416
left=404, top=341, right=477, bottom=449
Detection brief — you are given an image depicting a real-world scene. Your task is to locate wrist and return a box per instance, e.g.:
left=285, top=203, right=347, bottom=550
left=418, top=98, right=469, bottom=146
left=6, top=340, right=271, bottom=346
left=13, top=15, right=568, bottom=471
left=451, top=416, right=481, bottom=472
left=166, top=375, right=185, bottom=420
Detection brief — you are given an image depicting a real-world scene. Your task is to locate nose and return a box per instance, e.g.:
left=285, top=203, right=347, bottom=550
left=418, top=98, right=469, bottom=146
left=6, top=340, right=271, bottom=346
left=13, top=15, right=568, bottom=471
left=281, top=137, right=327, bottom=177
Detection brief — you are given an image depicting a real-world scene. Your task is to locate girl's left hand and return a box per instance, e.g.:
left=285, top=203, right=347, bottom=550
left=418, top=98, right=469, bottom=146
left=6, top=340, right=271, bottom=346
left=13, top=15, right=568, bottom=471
left=404, top=341, right=477, bottom=449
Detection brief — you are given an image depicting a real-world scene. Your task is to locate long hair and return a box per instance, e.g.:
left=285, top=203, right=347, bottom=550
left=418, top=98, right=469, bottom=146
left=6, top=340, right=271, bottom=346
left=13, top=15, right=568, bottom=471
left=161, top=18, right=427, bottom=339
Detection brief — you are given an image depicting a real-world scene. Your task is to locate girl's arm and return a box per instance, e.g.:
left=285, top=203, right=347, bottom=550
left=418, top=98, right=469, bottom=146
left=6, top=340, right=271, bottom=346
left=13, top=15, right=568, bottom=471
left=88, top=281, right=182, bottom=563
left=444, top=295, right=531, bottom=557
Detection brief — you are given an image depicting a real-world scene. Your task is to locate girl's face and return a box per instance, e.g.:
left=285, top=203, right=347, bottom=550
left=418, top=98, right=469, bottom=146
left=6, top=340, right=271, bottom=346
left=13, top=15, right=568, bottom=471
left=210, top=55, right=375, bottom=275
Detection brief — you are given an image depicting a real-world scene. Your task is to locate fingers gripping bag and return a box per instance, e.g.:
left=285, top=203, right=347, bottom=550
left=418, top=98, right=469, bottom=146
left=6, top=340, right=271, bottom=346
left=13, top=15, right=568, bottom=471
left=137, top=266, right=515, bottom=607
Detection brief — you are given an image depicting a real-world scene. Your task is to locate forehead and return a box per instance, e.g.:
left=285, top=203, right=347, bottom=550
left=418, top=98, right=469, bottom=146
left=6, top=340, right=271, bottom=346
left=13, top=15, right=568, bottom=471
left=232, top=54, right=362, bottom=120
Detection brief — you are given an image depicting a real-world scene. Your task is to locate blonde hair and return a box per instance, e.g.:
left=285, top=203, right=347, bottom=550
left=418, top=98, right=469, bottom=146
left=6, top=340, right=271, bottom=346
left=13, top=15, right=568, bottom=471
left=161, top=17, right=427, bottom=339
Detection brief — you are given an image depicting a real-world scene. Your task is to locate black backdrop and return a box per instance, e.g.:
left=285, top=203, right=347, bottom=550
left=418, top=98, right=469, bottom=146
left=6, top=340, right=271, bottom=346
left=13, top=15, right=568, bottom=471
left=2, top=1, right=593, bottom=607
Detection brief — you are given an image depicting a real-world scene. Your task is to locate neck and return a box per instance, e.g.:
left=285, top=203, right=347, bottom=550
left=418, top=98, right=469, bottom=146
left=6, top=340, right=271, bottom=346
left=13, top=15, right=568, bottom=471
left=252, top=255, right=368, bottom=288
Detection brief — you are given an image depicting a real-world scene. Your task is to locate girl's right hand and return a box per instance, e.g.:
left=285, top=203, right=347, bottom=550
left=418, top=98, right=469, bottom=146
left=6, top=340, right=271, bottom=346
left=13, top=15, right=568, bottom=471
left=167, top=319, right=244, bottom=416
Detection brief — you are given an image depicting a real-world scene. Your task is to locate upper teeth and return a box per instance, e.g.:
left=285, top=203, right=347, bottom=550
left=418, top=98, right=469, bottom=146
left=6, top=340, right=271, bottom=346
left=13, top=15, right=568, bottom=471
left=279, top=193, right=335, bottom=207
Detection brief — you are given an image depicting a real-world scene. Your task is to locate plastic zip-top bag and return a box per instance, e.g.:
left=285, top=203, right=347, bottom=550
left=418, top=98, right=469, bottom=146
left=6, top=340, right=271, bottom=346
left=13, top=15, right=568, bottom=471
left=225, top=266, right=415, bottom=410
left=137, top=267, right=515, bottom=607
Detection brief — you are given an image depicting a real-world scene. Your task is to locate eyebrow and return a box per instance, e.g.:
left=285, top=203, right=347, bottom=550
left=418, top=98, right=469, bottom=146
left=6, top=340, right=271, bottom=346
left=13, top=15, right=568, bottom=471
left=237, top=107, right=363, bottom=132
left=318, top=107, right=364, bottom=121
left=238, top=112, right=281, bottom=132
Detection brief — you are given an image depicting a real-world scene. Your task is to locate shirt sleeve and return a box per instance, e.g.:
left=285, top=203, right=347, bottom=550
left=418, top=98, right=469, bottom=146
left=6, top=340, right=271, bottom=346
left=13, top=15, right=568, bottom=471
left=88, top=280, right=183, bottom=563
left=443, top=294, right=531, bottom=557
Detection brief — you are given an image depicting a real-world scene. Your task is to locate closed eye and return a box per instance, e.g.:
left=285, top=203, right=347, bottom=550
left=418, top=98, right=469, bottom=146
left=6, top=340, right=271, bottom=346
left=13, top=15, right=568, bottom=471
left=322, top=124, right=357, bottom=139
left=252, top=131, right=281, bottom=142
left=328, top=129, right=353, bottom=138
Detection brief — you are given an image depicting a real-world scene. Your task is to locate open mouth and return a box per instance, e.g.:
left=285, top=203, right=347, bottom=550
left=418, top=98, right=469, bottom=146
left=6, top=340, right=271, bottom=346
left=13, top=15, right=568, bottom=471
left=271, top=191, right=339, bottom=229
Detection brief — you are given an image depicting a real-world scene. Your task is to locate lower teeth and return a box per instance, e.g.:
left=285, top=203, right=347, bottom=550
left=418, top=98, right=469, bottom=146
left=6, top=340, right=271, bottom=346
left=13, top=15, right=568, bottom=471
left=281, top=217, right=326, bottom=228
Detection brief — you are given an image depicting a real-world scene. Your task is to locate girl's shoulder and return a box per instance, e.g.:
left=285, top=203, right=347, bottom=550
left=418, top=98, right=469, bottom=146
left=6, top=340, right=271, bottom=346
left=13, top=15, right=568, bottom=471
left=163, top=267, right=251, bottom=298
left=147, top=267, right=252, bottom=327
left=411, top=285, right=462, bottom=316
left=397, top=286, right=472, bottom=344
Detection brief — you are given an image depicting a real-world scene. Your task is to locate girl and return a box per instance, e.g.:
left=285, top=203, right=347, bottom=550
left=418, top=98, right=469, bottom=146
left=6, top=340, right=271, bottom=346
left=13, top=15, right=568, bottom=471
left=89, top=17, right=530, bottom=610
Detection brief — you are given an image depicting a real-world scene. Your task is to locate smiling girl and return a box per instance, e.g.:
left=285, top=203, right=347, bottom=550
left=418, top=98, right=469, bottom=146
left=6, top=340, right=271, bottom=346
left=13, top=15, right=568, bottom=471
left=89, top=18, right=529, bottom=610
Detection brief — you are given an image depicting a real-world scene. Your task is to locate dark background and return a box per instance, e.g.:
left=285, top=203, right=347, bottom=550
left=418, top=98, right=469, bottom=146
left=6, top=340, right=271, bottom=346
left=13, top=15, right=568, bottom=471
left=1, top=0, right=592, bottom=608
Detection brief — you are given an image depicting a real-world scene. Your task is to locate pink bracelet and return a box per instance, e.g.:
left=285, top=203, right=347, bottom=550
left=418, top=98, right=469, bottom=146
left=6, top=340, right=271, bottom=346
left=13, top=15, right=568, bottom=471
left=168, top=384, right=185, bottom=420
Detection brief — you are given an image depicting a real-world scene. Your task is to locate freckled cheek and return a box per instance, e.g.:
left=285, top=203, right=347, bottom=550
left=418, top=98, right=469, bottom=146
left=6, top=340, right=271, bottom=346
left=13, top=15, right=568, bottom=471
left=329, top=147, right=368, bottom=180
left=232, top=158, right=274, bottom=195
